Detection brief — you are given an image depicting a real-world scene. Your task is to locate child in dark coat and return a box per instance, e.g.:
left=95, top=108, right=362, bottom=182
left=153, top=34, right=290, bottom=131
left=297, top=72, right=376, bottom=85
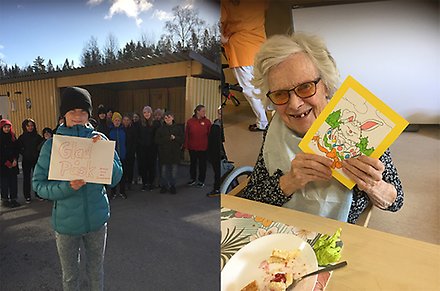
left=17, top=118, right=44, bottom=202
left=207, top=109, right=226, bottom=197
left=138, top=106, right=159, bottom=191
left=0, top=119, right=20, bottom=208
left=96, top=105, right=110, bottom=137
left=122, top=114, right=137, bottom=189
left=155, top=112, right=184, bottom=194
left=108, top=112, right=127, bottom=199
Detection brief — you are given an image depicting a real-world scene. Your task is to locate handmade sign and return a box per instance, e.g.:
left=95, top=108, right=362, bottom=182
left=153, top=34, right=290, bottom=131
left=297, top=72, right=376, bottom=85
left=48, top=135, right=116, bottom=184
left=299, top=76, right=408, bottom=189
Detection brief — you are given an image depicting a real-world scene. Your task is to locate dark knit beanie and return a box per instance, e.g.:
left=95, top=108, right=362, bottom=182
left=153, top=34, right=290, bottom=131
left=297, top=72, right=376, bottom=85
left=42, top=127, right=53, bottom=136
left=97, top=105, right=107, bottom=115
left=60, top=87, right=92, bottom=117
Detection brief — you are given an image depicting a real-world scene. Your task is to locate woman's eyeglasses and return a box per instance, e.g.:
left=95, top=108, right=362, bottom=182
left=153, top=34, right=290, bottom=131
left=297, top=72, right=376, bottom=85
left=266, top=77, right=321, bottom=105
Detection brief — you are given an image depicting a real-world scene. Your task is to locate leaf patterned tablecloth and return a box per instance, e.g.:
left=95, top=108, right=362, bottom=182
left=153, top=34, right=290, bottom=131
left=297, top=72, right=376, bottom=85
left=221, top=207, right=333, bottom=291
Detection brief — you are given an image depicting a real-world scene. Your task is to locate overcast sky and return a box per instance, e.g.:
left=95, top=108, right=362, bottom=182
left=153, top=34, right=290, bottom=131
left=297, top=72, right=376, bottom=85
left=0, top=0, right=219, bottom=68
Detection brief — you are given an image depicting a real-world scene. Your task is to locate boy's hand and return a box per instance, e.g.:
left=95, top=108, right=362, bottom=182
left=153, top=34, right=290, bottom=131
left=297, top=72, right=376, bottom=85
left=12, top=160, right=17, bottom=167
left=92, top=135, right=102, bottom=143
left=70, top=179, right=86, bottom=190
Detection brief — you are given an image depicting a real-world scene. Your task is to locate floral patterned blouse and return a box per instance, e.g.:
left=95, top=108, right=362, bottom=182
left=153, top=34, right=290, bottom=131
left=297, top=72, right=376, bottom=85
left=241, top=132, right=404, bottom=223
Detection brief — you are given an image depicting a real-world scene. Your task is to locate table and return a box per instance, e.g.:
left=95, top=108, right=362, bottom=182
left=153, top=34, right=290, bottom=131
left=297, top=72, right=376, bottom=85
left=221, top=195, right=440, bottom=290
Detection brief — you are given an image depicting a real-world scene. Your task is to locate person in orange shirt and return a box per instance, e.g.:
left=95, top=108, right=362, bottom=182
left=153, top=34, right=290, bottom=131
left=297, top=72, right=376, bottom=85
left=221, top=0, right=269, bottom=132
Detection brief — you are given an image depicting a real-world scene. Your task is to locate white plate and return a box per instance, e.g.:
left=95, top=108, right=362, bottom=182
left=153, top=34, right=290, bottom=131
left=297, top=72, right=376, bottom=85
left=221, top=233, right=318, bottom=291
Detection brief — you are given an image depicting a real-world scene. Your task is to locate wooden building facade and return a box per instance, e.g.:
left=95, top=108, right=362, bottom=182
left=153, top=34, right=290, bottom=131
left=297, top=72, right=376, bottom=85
left=0, top=51, right=220, bottom=131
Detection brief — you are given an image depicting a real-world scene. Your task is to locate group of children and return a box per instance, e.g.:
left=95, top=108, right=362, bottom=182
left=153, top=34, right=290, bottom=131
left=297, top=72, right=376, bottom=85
left=92, top=102, right=224, bottom=197
left=1, top=90, right=224, bottom=208
left=0, top=118, right=54, bottom=207
left=1, top=86, right=225, bottom=290
left=91, top=105, right=185, bottom=196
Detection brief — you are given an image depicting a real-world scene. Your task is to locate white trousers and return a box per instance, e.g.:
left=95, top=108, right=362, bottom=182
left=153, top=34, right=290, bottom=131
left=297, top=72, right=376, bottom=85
left=232, top=66, right=268, bottom=129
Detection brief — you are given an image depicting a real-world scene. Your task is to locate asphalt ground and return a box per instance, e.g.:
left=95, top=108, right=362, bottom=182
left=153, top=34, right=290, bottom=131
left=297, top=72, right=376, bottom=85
left=0, top=164, right=220, bottom=291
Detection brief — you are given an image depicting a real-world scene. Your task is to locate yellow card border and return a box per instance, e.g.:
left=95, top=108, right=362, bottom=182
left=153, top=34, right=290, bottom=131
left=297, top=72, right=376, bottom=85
left=299, top=75, right=409, bottom=189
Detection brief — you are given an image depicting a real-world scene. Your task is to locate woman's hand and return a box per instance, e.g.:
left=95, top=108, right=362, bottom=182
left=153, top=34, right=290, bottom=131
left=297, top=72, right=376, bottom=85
left=342, top=156, right=396, bottom=209
left=280, top=153, right=332, bottom=196
left=12, top=159, right=17, bottom=167
left=70, top=179, right=86, bottom=190
left=92, top=135, right=102, bottom=143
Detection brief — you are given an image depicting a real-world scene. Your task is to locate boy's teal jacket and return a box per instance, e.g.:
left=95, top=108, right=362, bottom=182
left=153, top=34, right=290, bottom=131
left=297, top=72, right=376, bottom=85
left=32, top=124, right=123, bottom=235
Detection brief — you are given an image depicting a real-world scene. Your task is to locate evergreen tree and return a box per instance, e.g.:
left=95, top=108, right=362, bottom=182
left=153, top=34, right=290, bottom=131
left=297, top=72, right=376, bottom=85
left=81, top=36, right=102, bottom=66
left=141, top=33, right=156, bottom=52
left=8, top=64, right=21, bottom=77
left=119, top=40, right=137, bottom=60
left=47, top=59, right=54, bottom=72
left=190, top=31, right=199, bottom=51
left=199, top=23, right=221, bottom=64
left=135, top=41, right=144, bottom=58
left=25, top=65, right=33, bottom=74
left=156, top=35, right=173, bottom=54
left=62, top=58, right=71, bottom=70
left=0, top=65, right=5, bottom=78
left=32, top=56, right=46, bottom=73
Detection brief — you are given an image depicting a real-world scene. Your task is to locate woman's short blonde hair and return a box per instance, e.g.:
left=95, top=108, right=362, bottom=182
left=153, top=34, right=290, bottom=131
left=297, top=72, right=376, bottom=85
left=253, top=32, right=340, bottom=107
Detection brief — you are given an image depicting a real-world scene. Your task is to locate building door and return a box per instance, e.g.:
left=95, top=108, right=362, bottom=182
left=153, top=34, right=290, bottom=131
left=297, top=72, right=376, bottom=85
left=0, top=96, right=8, bottom=119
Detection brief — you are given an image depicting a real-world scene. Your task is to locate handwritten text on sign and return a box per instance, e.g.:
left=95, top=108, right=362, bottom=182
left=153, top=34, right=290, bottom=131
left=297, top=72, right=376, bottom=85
left=48, top=135, right=116, bottom=184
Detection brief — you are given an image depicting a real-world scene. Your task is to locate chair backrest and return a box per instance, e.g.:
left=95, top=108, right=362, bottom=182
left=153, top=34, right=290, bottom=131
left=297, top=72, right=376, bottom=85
left=355, top=203, right=373, bottom=227
left=226, top=178, right=249, bottom=196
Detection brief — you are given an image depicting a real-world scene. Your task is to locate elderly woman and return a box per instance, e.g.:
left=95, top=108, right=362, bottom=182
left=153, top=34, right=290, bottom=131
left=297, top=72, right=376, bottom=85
left=241, top=33, right=404, bottom=223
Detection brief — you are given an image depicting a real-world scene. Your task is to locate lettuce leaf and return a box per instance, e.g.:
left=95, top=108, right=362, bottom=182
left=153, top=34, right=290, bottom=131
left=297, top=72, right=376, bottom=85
left=312, top=228, right=342, bottom=266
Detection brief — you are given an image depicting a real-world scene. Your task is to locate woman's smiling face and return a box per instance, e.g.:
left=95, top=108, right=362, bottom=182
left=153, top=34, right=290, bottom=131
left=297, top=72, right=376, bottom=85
left=268, top=52, right=329, bottom=136
left=2, top=124, right=11, bottom=134
left=143, top=110, right=151, bottom=120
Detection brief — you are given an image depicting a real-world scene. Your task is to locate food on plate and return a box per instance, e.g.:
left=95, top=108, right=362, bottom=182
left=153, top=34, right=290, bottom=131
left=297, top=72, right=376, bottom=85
left=313, top=228, right=342, bottom=266
left=241, top=248, right=308, bottom=291
left=241, top=280, right=259, bottom=291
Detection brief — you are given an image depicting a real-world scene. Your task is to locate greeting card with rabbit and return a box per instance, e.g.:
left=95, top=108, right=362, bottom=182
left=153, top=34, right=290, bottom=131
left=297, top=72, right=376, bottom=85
left=299, top=76, right=408, bottom=189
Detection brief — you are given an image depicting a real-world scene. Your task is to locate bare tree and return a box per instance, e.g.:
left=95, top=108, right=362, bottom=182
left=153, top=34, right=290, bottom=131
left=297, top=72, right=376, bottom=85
left=163, top=5, right=206, bottom=51
left=103, top=33, right=119, bottom=64
left=140, top=32, right=155, bottom=48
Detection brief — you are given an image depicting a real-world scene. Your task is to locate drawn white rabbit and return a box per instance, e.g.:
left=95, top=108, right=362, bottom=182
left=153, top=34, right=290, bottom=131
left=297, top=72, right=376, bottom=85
left=313, top=109, right=383, bottom=168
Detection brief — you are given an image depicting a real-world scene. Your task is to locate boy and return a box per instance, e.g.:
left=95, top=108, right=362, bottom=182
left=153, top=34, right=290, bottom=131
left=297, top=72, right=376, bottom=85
left=108, top=111, right=127, bottom=199
left=33, top=87, right=123, bottom=291
left=155, top=112, right=184, bottom=194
